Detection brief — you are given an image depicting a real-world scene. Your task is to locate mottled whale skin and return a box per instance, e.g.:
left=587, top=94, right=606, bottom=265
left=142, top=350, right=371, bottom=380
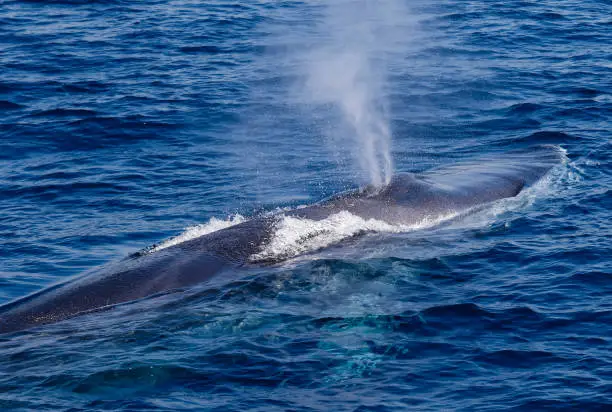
left=0, top=145, right=563, bottom=334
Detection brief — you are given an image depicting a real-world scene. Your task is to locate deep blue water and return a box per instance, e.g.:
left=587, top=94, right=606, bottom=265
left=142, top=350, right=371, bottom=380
left=1, top=0, right=611, bottom=410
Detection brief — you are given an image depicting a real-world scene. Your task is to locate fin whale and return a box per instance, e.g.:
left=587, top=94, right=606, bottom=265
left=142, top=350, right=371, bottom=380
left=0, top=145, right=563, bottom=334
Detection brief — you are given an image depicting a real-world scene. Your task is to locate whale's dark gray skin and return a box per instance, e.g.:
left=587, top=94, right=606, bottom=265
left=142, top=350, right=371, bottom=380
left=0, top=145, right=563, bottom=334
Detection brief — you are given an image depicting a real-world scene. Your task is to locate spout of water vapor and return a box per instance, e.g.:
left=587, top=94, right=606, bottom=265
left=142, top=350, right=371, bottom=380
left=298, top=0, right=408, bottom=187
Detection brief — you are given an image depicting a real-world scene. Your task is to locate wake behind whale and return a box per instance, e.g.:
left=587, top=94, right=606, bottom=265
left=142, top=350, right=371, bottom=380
left=0, top=145, right=564, bottom=334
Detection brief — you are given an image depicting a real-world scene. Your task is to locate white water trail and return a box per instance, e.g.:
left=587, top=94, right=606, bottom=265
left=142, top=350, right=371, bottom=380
left=299, top=0, right=410, bottom=186
left=147, top=215, right=246, bottom=253
left=250, top=210, right=461, bottom=263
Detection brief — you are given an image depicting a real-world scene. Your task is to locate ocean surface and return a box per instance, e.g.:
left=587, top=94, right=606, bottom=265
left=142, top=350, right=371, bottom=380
left=1, top=0, right=611, bottom=410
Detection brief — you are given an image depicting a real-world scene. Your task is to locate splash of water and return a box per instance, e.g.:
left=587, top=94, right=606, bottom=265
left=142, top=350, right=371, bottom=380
left=299, top=0, right=409, bottom=186
left=146, top=215, right=246, bottom=253
left=250, top=210, right=461, bottom=263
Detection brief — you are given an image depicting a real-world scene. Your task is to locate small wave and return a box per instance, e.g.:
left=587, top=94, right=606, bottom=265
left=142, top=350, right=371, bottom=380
left=179, top=45, right=224, bottom=54
left=147, top=215, right=246, bottom=253
left=0, top=100, right=23, bottom=110
left=31, top=108, right=97, bottom=118
left=250, top=210, right=459, bottom=263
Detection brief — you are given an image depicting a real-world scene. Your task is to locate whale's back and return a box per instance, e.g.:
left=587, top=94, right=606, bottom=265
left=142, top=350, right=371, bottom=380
left=0, top=145, right=564, bottom=334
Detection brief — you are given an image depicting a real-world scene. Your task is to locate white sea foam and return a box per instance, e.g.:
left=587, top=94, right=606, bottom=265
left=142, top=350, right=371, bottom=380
left=249, top=210, right=459, bottom=262
left=148, top=215, right=246, bottom=253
